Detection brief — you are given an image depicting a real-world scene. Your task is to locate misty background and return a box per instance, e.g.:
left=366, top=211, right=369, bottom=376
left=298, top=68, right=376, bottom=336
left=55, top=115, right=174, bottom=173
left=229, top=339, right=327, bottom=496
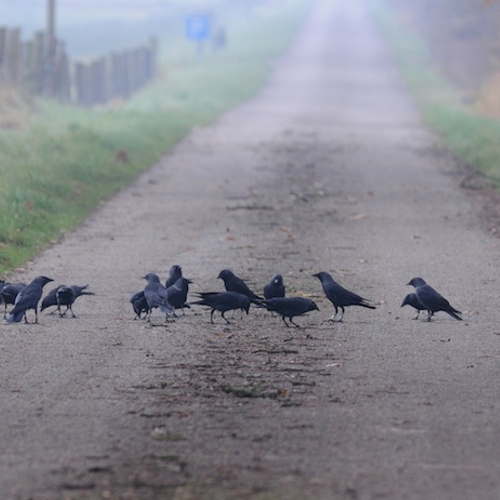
left=0, top=0, right=258, bottom=57
left=386, top=1, right=500, bottom=115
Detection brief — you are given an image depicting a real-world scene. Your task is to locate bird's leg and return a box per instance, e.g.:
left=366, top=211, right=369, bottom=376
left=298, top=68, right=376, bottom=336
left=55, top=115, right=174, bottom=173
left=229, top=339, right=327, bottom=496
left=338, top=307, right=345, bottom=322
left=69, top=305, right=76, bottom=318
left=426, top=310, right=433, bottom=322
left=221, top=311, right=231, bottom=324
left=330, top=306, right=344, bottom=322
left=330, top=306, right=339, bottom=322
left=34, top=309, right=39, bottom=324
left=210, top=309, right=216, bottom=324
left=289, top=317, right=301, bottom=328
left=281, top=316, right=291, bottom=328
left=413, top=311, right=420, bottom=320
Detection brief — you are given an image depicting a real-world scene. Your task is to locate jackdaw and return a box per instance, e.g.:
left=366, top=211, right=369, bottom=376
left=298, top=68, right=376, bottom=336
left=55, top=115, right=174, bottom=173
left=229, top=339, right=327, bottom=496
left=218, top=269, right=262, bottom=303
left=313, top=271, right=375, bottom=322
left=401, top=292, right=428, bottom=320
left=0, top=282, right=26, bottom=318
left=6, top=276, right=53, bottom=323
left=407, top=277, right=462, bottom=321
left=257, top=297, right=319, bottom=327
left=166, top=277, right=192, bottom=314
left=143, top=273, right=174, bottom=322
left=41, top=284, right=94, bottom=317
left=190, top=291, right=250, bottom=324
left=263, top=274, right=285, bottom=299
left=130, top=290, right=150, bottom=319
left=165, top=265, right=183, bottom=289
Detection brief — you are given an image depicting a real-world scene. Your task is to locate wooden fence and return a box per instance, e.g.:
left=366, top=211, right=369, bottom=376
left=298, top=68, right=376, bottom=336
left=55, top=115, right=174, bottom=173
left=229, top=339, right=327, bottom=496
left=0, top=26, right=158, bottom=107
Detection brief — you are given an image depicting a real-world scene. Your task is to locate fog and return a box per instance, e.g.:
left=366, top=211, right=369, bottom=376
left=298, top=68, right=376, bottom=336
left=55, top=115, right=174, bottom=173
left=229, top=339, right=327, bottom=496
left=386, top=0, right=500, bottom=94
left=0, top=0, right=241, bottom=56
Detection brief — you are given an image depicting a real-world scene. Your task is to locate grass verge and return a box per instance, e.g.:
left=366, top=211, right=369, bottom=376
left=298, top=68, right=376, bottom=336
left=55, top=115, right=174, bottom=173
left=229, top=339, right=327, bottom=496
left=369, top=1, right=500, bottom=185
left=0, top=0, right=312, bottom=276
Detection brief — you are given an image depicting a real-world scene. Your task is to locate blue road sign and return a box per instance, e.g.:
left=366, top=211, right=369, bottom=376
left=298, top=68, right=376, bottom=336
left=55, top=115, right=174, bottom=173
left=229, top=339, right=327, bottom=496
left=185, top=14, right=211, bottom=41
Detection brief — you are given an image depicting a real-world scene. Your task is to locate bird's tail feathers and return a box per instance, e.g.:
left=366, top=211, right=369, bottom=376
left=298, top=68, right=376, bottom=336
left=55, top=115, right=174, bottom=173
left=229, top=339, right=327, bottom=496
left=446, top=308, right=462, bottom=321
left=159, top=303, right=174, bottom=314
left=6, top=310, right=24, bottom=323
left=360, top=300, right=376, bottom=310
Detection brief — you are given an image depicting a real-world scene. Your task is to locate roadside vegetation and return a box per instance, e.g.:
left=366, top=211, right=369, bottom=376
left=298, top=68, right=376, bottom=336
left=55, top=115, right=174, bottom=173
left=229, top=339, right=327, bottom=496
left=0, top=0, right=312, bottom=275
left=369, top=1, right=500, bottom=187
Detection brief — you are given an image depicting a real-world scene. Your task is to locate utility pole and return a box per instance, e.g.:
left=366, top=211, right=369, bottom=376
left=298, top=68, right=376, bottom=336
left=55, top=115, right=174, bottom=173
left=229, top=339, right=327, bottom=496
left=46, top=0, right=56, bottom=97
left=47, top=0, right=56, bottom=46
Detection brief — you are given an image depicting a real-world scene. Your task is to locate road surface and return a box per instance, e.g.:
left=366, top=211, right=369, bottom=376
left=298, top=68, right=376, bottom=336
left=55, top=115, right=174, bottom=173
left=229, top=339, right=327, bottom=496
left=2, top=0, right=500, bottom=499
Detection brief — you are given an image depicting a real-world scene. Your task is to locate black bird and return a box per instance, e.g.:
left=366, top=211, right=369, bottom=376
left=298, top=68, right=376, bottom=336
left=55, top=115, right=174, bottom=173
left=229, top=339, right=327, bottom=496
left=165, top=264, right=183, bottom=289
left=41, top=284, right=94, bottom=317
left=218, top=269, right=262, bottom=303
left=401, top=293, right=428, bottom=320
left=263, top=274, right=285, bottom=299
left=0, top=282, right=26, bottom=318
left=166, top=277, right=192, bottom=314
left=407, top=277, right=462, bottom=321
left=257, top=297, right=319, bottom=327
left=143, top=273, right=174, bottom=322
left=313, top=271, right=376, bottom=322
left=190, top=291, right=250, bottom=324
left=130, top=290, right=150, bottom=319
left=6, top=276, right=53, bottom=323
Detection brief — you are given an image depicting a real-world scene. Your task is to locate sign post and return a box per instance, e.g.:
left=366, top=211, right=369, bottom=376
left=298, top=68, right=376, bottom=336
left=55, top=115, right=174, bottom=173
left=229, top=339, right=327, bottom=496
left=185, top=14, right=211, bottom=54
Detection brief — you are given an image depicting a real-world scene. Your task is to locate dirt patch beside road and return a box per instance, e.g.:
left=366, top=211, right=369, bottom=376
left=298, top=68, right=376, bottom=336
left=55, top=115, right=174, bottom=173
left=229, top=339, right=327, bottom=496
left=3, top=1, right=500, bottom=499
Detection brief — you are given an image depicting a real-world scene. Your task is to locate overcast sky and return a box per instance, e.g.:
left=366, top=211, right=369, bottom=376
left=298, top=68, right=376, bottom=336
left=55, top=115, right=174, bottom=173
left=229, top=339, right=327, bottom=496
left=0, top=0, right=255, bottom=57
left=0, top=1, right=226, bottom=30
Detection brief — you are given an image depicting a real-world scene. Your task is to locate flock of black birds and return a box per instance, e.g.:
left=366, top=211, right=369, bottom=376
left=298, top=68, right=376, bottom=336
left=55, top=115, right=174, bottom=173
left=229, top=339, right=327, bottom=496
left=0, top=265, right=463, bottom=327
left=0, top=277, right=94, bottom=324
left=129, top=266, right=463, bottom=327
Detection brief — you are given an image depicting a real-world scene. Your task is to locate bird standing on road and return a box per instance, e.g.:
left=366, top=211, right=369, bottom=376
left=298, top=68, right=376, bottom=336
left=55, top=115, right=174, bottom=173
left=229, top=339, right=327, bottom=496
left=263, top=274, right=285, bottom=299
left=407, top=277, right=462, bottom=321
left=166, top=277, right=192, bottom=314
left=6, top=276, right=53, bottom=323
left=190, top=291, right=250, bottom=324
left=130, top=291, right=149, bottom=319
left=0, top=282, right=26, bottom=318
left=165, top=265, right=183, bottom=289
left=257, top=296, right=318, bottom=327
left=313, top=271, right=375, bottom=322
left=143, top=273, right=174, bottom=322
left=41, top=284, right=94, bottom=317
left=401, top=292, right=427, bottom=320
left=218, top=269, right=262, bottom=303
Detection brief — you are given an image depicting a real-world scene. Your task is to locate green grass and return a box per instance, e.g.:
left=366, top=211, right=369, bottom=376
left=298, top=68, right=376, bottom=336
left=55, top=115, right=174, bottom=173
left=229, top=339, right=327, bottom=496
left=369, top=1, right=500, bottom=185
left=0, top=0, right=312, bottom=275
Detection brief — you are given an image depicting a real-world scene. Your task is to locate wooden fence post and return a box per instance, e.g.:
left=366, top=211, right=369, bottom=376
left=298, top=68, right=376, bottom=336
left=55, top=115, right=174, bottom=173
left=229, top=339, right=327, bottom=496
left=0, top=26, right=158, bottom=107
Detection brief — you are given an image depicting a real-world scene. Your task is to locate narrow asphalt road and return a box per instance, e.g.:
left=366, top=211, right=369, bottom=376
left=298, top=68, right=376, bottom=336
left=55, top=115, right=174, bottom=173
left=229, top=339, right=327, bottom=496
left=2, top=1, right=500, bottom=499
